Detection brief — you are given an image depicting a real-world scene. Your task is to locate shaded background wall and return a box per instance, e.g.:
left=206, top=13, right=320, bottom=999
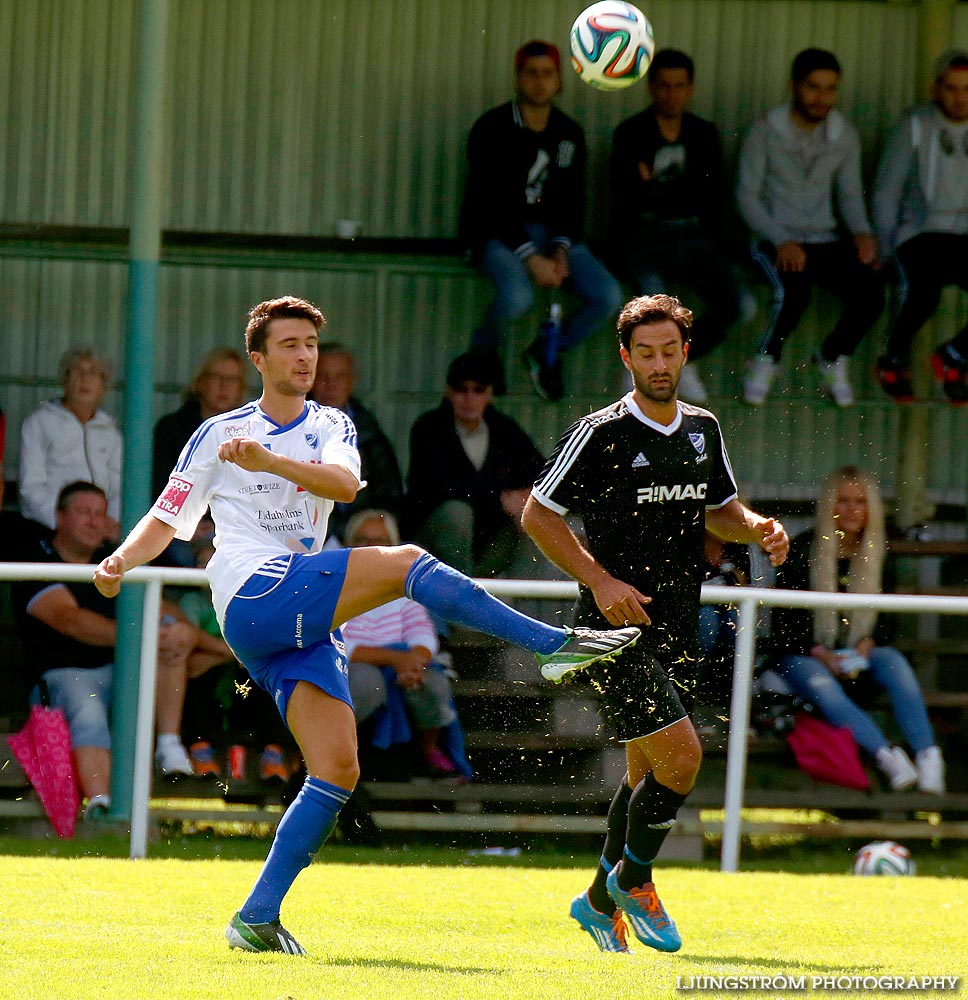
left=1, top=0, right=967, bottom=503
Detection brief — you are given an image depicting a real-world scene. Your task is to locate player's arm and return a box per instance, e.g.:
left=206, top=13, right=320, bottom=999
left=217, top=438, right=359, bottom=503
left=705, top=499, right=788, bottom=567
left=93, top=513, right=177, bottom=598
left=521, top=495, right=651, bottom=627
left=28, top=586, right=117, bottom=646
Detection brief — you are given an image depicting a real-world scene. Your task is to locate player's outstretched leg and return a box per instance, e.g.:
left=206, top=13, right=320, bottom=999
left=404, top=551, right=640, bottom=679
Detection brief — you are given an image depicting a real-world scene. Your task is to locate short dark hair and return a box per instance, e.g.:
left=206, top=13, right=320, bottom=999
left=446, top=349, right=501, bottom=389
left=936, top=49, right=968, bottom=82
left=317, top=341, right=352, bottom=359
left=617, top=294, right=693, bottom=350
left=791, top=48, right=841, bottom=84
left=57, top=480, right=107, bottom=512
left=649, top=49, right=694, bottom=81
left=515, top=40, right=561, bottom=73
left=244, top=296, right=326, bottom=356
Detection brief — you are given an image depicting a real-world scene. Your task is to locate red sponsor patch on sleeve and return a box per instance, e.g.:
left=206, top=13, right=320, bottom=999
left=155, top=476, right=193, bottom=516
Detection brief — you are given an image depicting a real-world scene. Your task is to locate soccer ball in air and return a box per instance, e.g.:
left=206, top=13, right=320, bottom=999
left=853, top=841, right=915, bottom=876
left=570, top=1, right=655, bottom=91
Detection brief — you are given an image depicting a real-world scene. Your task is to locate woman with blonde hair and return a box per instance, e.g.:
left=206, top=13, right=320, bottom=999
left=152, top=347, right=248, bottom=498
left=772, top=465, right=945, bottom=793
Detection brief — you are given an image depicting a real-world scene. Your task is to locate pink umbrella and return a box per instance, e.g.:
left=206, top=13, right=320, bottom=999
left=6, top=705, right=79, bottom=838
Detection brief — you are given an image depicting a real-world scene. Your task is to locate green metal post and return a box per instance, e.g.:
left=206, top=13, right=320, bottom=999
left=111, top=0, right=169, bottom=819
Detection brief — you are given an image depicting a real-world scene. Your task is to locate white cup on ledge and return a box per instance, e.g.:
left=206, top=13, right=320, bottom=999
left=336, top=219, right=362, bottom=240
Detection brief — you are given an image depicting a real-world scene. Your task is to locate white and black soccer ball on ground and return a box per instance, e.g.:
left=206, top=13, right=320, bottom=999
left=853, top=840, right=916, bottom=876
left=569, top=1, right=656, bottom=91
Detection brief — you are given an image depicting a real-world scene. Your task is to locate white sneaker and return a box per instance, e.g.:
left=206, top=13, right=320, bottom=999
left=916, top=746, right=946, bottom=795
left=155, top=740, right=193, bottom=777
left=875, top=746, right=918, bottom=791
left=743, top=355, right=776, bottom=405
left=677, top=365, right=708, bottom=404
left=816, top=354, right=854, bottom=407
left=83, top=794, right=111, bottom=822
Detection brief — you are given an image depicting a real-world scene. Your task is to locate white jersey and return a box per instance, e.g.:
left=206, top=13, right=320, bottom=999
left=151, top=400, right=362, bottom=624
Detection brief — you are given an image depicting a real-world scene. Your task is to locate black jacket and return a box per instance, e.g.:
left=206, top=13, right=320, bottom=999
left=610, top=107, right=726, bottom=243
left=459, top=101, right=586, bottom=257
left=152, top=399, right=204, bottom=499
left=406, top=400, right=544, bottom=554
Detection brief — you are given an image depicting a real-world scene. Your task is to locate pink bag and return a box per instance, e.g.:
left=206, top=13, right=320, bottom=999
left=6, top=705, right=79, bottom=838
left=786, top=712, right=871, bottom=792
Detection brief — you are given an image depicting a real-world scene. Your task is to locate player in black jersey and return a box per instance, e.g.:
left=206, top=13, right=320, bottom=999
left=522, top=293, right=789, bottom=954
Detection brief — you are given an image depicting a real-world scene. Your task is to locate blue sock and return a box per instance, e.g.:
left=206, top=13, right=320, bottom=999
left=239, top=775, right=351, bottom=924
left=405, top=551, right=564, bottom=655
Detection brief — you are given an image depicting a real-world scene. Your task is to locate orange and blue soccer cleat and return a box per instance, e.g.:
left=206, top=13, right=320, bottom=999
left=569, top=891, right=630, bottom=953
left=606, top=868, right=681, bottom=952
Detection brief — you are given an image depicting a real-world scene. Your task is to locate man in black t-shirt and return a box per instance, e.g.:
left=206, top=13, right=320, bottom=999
left=611, top=49, right=742, bottom=404
left=523, top=293, right=788, bottom=955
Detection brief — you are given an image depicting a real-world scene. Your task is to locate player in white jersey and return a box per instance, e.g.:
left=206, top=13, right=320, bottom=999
left=93, top=295, right=640, bottom=955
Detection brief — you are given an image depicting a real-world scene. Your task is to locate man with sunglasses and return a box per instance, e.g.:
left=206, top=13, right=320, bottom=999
left=406, top=350, right=545, bottom=578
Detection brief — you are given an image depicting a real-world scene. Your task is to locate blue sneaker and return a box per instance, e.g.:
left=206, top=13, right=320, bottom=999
left=569, top=891, right=630, bottom=953
left=606, top=868, right=681, bottom=952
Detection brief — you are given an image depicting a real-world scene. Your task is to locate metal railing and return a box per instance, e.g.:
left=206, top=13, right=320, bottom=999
left=4, top=563, right=968, bottom=867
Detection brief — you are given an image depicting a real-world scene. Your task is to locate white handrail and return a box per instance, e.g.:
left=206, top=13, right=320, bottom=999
left=3, top=562, right=968, bottom=865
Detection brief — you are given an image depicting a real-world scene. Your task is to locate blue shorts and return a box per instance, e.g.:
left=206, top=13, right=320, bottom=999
left=222, top=548, right=353, bottom=722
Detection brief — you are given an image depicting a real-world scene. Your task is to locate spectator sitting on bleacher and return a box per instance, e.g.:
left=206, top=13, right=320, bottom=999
left=152, top=347, right=249, bottom=499
left=19, top=347, right=123, bottom=541
left=772, top=465, right=946, bottom=794
left=308, top=342, right=403, bottom=543
left=13, top=481, right=213, bottom=819
left=872, top=49, right=968, bottom=405
left=341, top=509, right=472, bottom=780
left=736, top=48, right=883, bottom=408
left=610, top=48, right=742, bottom=405
left=406, top=350, right=545, bottom=579
left=459, top=39, right=622, bottom=401
left=151, top=348, right=248, bottom=567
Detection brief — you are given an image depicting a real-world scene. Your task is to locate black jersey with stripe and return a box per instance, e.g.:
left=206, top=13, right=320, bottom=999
left=533, top=394, right=738, bottom=661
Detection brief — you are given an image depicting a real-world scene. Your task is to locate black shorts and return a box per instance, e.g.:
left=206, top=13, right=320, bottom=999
left=574, top=599, right=697, bottom=741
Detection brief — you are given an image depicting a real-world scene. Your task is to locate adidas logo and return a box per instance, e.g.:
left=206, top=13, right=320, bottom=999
left=632, top=452, right=650, bottom=468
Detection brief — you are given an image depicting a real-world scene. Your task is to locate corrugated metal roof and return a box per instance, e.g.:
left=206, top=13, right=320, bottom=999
left=1, top=0, right=965, bottom=505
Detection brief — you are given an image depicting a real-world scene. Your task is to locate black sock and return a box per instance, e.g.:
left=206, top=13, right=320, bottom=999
left=619, top=772, right=688, bottom=890
left=588, top=777, right=631, bottom=915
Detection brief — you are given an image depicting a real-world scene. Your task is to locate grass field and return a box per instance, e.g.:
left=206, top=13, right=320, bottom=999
left=0, top=841, right=964, bottom=1000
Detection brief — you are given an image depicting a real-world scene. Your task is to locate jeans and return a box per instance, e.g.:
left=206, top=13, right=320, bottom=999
left=32, top=664, right=113, bottom=749
left=698, top=603, right=737, bottom=662
left=778, top=646, right=934, bottom=756
left=473, top=224, right=623, bottom=353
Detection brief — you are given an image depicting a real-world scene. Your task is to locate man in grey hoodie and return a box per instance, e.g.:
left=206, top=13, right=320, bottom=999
left=873, top=50, right=968, bottom=406
left=737, top=48, right=883, bottom=408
